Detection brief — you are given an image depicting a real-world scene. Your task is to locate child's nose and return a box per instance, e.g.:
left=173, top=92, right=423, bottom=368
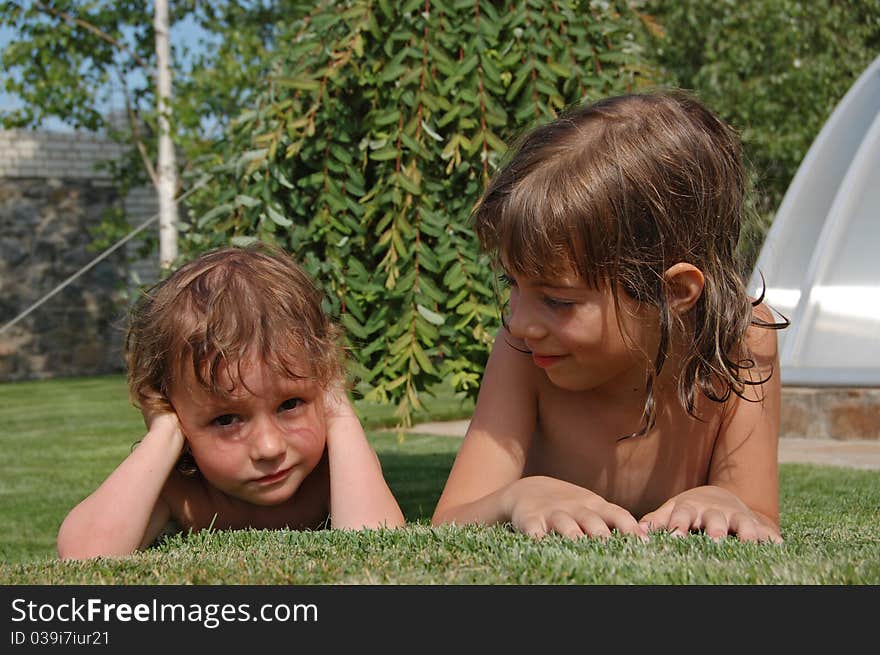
left=507, top=297, right=546, bottom=341
left=250, top=420, right=286, bottom=461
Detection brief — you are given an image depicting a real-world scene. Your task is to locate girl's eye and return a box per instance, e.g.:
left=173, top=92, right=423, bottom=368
left=278, top=398, right=302, bottom=412
left=498, top=273, right=516, bottom=288
left=212, top=414, right=239, bottom=427
left=543, top=296, right=575, bottom=309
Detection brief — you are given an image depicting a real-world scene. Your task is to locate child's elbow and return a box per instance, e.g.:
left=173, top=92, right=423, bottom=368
left=56, top=515, right=125, bottom=560
left=431, top=504, right=453, bottom=527
left=56, top=520, right=97, bottom=561
left=367, top=505, right=406, bottom=530
left=56, top=528, right=90, bottom=561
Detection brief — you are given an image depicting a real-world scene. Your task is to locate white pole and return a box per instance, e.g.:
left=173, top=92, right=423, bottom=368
left=154, top=0, right=178, bottom=268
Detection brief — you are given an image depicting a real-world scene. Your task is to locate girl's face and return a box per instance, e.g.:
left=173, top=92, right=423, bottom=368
left=168, top=357, right=327, bottom=506
left=502, top=268, right=661, bottom=395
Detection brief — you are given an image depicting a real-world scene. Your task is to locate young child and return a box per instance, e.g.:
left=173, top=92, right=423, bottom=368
left=58, top=245, right=404, bottom=559
left=433, top=92, right=785, bottom=543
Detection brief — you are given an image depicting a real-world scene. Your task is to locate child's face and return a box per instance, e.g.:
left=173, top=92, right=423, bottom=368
left=503, top=269, right=660, bottom=394
left=168, top=358, right=327, bottom=506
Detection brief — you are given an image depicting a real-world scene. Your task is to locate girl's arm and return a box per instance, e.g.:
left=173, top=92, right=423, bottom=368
left=640, top=304, right=782, bottom=542
left=432, top=331, right=643, bottom=539
left=323, top=387, right=405, bottom=529
left=432, top=332, right=536, bottom=525
left=56, top=413, right=184, bottom=559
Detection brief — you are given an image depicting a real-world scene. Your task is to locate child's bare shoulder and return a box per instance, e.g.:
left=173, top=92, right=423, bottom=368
left=489, top=332, right=543, bottom=386
left=745, top=301, right=781, bottom=363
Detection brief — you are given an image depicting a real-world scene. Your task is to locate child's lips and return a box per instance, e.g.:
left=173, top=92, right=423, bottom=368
left=532, top=353, right=566, bottom=368
left=253, top=466, right=293, bottom=485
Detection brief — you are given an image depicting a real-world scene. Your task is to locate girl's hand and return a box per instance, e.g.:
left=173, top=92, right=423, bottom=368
left=639, top=486, right=783, bottom=543
left=506, top=476, right=646, bottom=540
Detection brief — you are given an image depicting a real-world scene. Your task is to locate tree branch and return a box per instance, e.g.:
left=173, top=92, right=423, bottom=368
left=32, top=0, right=152, bottom=72
left=117, top=71, right=159, bottom=189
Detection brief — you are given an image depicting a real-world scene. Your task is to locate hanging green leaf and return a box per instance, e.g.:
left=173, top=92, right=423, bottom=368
left=180, top=0, right=650, bottom=429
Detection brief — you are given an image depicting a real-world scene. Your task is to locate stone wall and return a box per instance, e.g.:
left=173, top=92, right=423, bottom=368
left=780, top=387, right=880, bottom=440
left=0, top=129, right=159, bottom=381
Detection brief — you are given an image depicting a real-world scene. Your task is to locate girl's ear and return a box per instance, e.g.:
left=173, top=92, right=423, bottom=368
left=663, top=263, right=704, bottom=313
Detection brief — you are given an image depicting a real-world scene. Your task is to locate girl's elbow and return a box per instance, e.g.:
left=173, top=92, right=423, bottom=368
left=373, top=505, right=406, bottom=529
left=431, top=505, right=453, bottom=526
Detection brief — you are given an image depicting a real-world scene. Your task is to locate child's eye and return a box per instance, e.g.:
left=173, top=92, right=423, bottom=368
left=212, top=414, right=240, bottom=427
left=498, top=273, right=516, bottom=288
left=543, top=296, right=575, bottom=309
left=278, top=398, right=302, bottom=412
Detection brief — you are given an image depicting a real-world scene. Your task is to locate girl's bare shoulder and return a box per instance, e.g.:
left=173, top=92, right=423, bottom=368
left=745, top=301, right=782, bottom=363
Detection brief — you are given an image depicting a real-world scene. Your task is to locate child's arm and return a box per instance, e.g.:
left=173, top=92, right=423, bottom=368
left=639, top=306, right=782, bottom=542
left=323, top=387, right=405, bottom=529
left=432, top=332, right=644, bottom=539
left=56, top=413, right=184, bottom=559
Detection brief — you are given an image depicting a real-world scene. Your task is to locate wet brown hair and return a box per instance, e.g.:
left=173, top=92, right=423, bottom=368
left=126, top=244, right=344, bottom=419
left=473, top=91, right=784, bottom=435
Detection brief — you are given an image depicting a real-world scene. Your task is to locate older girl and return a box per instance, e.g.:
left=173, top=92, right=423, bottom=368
left=433, top=92, right=785, bottom=543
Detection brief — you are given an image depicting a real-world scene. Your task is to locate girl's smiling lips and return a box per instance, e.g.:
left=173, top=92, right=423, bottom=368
left=532, top=353, right=566, bottom=368
left=252, top=466, right=293, bottom=485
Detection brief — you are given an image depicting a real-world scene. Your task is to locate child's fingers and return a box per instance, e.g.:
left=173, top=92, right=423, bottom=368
left=666, top=503, right=698, bottom=537
left=752, top=519, right=784, bottom=544
left=547, top=511, right=587, bottom=540
left=728, top=512, right=759, bottom=543
left=639, top=499, right=675, bottom=532
left=596, top=504, right=644, bottom=538
left=571, top=508, right=612, bottom=540
left=515, top=515, right=548, bottom=539
left=701, top=509, right=730, bottom=541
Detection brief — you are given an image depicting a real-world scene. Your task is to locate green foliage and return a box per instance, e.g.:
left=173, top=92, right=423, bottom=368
left=641, top=0, right=880, bottom=220
left=183, top=0, right=651, bottom=424
left=0, top=1, right=315, bottom=253
left=1, top=1, right=150, bottom=132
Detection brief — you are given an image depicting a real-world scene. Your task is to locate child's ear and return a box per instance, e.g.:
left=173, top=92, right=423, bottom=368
left=663, top=263, right=704, bottom=313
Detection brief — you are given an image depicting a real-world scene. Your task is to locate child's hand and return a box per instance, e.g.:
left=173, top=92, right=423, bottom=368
left=57, top=406, right=186, bottom=559
left=321, top=382, right=358, bottom=426
left=142, top=409, right=182, bottom=434
left=639, top=486, right=783, bottom=543
left=506, top=476, right=646, bottom=540
left=320, top=381, right=405, bottom=530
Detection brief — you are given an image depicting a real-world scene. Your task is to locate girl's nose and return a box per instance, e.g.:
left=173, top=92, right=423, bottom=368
left=251, top=420, right=286, bottom=461
left=506, top=296, right=547, bottom=341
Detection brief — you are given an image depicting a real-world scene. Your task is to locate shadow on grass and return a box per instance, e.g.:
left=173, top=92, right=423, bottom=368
left=378, top=451, right=456, bottom=523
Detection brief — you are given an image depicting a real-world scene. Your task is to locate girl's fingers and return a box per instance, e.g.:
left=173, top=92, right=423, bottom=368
left=701, top=509, right=730, bottom=541
left=572, top=508, right=612, bottom=540
left=639, top=498, right=675, bottom=532
left=516, top=515, right=548, bottom=539
left=729, top=512, right=759, bottom=543
left=597, top=504, right=645, bottom=538
left=547, top=511, right=587, bottom=540
left=666, top=503, right=697, bottom=537
left=753, top=520, right=784, bottom=544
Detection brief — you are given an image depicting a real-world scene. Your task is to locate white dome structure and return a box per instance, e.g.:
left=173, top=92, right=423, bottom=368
left=749, top=55, right=880, bottom=386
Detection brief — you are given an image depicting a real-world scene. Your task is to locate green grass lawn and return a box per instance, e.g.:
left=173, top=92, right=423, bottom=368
left=1, top=376, right=878, bottom=584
